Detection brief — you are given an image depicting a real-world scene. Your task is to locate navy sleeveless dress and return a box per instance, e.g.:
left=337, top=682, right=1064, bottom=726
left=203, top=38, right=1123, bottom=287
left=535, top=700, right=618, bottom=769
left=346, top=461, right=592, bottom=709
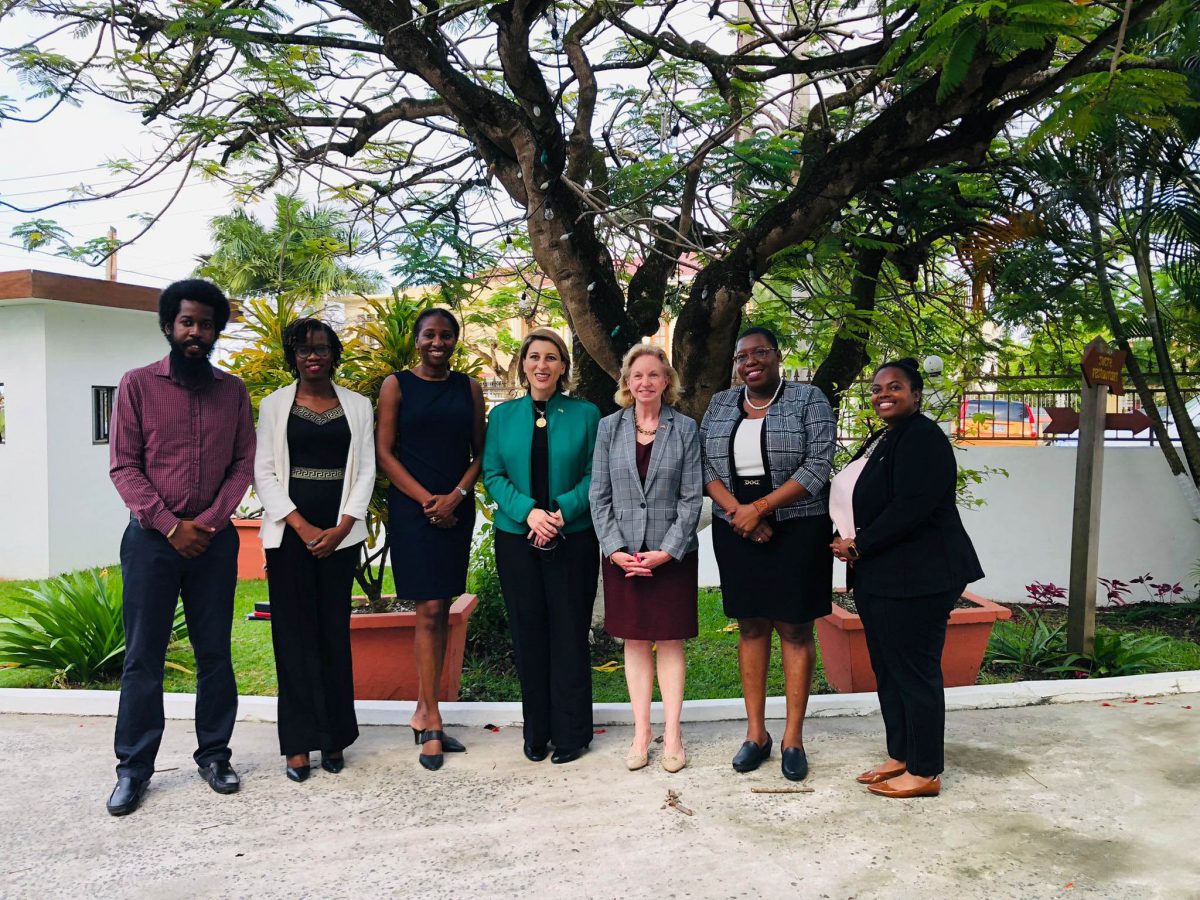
left=387, top=370, right=477, bottom=601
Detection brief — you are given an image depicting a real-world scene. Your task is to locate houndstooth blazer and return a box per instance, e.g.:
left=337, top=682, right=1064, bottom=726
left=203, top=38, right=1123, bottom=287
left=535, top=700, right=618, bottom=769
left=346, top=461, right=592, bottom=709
left=699, top=381, right=836, bottom=522
left=589, top=405, right=703, bottom=560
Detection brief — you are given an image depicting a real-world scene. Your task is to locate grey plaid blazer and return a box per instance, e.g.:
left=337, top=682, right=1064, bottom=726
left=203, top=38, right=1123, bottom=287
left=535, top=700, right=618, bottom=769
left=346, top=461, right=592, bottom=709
left=699, top=381, right=836, bottom=522
left=589, top=405, right=703, bottom=560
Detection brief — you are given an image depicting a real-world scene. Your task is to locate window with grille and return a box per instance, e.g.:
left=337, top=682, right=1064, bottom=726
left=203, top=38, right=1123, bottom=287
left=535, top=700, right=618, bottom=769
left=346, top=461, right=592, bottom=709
left=92, top=386, right=116, bottom=444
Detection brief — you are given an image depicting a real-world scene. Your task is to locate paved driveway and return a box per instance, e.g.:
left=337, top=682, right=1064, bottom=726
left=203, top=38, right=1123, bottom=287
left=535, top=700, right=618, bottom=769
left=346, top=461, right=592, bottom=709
left=1, top=695, right=1197, bottom=898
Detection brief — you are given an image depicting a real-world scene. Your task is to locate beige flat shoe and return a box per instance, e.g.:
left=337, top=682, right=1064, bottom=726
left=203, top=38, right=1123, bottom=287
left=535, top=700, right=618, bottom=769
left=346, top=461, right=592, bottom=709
left=626, top=750, right=649, bottom=771
left=661, top=751, right=687, bottom=773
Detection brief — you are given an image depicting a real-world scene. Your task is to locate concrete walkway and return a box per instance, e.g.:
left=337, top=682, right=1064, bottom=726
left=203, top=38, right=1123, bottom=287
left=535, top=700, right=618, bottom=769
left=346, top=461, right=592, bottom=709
left=2, top=696, right=1198, bottom=899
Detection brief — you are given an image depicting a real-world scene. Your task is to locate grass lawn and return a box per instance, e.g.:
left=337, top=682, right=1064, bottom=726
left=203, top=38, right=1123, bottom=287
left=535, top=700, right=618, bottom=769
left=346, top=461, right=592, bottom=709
left=3, top=573, right=1197, bottom=700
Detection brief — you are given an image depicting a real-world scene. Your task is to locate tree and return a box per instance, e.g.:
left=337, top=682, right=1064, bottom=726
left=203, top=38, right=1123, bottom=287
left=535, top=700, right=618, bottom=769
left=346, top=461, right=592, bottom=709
left=2, top=0, right=1192, bottom=415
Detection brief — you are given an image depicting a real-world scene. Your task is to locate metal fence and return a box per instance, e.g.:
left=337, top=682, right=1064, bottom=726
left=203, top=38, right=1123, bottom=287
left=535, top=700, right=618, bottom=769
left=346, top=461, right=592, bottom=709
left=827, top=373, right=1200, bottom=445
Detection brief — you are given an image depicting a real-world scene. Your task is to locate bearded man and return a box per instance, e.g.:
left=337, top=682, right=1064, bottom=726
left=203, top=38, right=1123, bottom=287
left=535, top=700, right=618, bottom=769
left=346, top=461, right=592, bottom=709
left=106, top=279, right=255, bottom=816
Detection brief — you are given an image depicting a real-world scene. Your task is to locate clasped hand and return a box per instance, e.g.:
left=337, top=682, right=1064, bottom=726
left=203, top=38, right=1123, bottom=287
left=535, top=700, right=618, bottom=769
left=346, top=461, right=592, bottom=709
left=610, top=550, right=671, bottom=578
left=729, top=504, right=773, bottom=545
left=830, top=536, right=854, bottom=563
left=526, top=508, right=564, bottom=547
left=423, top=493, right=461, bottom=529
left=293, top=520, right=352, bottom=558
left=168, top=520, right=215, bottom=559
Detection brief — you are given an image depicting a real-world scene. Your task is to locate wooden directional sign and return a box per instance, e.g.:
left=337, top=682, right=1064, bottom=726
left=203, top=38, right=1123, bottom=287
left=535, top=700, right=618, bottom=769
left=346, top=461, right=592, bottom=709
left=1080, top=337, right=1127, bottom=395
left=1042, top=407, right=1152, bottom=436
left=1105, top=410, right=1152, bottom=435
left=1043, top=407, right=1080, bottom=435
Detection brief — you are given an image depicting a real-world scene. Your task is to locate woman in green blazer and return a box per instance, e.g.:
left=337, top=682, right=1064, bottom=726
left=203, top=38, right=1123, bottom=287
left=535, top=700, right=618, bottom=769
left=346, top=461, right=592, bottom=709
left=483, top=328, right=601, bottom=764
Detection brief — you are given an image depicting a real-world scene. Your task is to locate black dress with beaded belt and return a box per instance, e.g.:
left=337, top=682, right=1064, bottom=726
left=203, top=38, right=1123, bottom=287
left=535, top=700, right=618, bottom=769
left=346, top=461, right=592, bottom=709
left=264, top=403, right=360, bottom=757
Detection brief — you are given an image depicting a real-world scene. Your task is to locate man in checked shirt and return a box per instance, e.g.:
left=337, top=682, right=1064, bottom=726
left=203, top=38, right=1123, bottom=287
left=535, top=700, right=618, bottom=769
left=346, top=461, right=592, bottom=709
left=105, top=279, right=256, bottom=816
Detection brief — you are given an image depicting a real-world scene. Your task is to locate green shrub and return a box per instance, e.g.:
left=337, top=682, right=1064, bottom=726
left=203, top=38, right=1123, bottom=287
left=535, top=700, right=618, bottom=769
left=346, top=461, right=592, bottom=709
left=1047, top=630, right=1173, bottom=678
left=985, top=607, right=1068, bottom=670
left=0, top=570, right=189, bottom=685
left=465, top=524, right=509, bottom=659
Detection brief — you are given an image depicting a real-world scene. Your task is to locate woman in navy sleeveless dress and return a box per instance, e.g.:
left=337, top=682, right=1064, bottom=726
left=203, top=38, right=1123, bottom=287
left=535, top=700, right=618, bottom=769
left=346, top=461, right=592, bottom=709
left=376, top=308, right=485, bottom=771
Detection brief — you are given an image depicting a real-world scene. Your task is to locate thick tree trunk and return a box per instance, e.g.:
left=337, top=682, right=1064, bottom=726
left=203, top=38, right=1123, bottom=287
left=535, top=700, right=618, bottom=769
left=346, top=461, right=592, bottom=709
left=811, top=246, right=887, bottom=407
left=1084, top=208, right=1188, bottom=475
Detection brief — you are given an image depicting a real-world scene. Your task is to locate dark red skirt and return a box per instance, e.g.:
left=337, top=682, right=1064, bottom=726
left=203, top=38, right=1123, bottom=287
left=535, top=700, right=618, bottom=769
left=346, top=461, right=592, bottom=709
left=603, top=551, right=699, bottom=641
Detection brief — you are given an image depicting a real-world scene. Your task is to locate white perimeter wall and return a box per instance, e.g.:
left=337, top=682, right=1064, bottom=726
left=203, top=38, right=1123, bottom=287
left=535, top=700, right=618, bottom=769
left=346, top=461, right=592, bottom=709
left=697, top=445, right=1200, bottom=603
left=0, top=304, right=51, bottom=578
left=0, top=300, right=164, bottom=579
left=42, top=303, right=164, bottom=577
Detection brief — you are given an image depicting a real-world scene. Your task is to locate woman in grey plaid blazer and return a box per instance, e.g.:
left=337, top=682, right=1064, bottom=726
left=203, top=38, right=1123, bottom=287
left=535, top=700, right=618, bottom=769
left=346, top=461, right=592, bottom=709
left=700, top=326, right=836, bottom=783
left=590, top=344, right=702, bottom=773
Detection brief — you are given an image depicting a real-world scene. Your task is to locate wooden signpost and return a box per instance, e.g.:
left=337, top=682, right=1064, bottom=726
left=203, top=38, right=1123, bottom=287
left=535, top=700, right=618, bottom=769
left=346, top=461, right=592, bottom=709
left=1058, top=338, right=1127, bottom=654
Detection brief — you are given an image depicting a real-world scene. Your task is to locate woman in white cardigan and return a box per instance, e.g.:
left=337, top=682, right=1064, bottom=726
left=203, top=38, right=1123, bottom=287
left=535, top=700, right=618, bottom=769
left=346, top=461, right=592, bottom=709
left=254, top=318, right=375, bottom=782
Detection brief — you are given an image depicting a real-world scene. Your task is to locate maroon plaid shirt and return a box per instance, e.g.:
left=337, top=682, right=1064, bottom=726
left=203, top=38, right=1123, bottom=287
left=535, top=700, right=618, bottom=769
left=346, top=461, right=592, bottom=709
left=109, top=356, right=256, bottom=536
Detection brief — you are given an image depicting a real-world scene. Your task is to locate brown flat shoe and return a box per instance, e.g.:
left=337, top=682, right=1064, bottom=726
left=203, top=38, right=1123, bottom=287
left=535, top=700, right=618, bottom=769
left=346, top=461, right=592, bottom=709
left=867, top=776, right=941, bottom=799
left=856, top=764, right=906, bottom=785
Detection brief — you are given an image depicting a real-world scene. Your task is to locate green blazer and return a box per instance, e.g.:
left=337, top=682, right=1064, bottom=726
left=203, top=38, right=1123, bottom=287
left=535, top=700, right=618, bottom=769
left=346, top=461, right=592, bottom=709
left=483, top=392, right=601, bottom=536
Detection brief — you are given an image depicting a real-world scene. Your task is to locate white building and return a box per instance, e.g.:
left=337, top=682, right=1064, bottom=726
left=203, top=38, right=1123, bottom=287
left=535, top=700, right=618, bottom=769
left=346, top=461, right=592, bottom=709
left=0, top=270, right=166, bottom=579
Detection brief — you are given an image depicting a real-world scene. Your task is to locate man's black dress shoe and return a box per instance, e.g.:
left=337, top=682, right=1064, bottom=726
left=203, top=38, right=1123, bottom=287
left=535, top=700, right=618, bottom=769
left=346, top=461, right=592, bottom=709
left=107, top=776, right=149, bottom=816
left=781, top=746, right=809, bottom=781
left=199, top=761, right=241, bottom=794
left=551, top=746, right=586, bottom=765
left=523, top=743, right=549, bottom=762
left=286, top=764, right=310, bottom=783
left=320, top=752, right=345, bottom=774
left=731, top=735, right=773, bottom=773
left=411, top=727, right=466, bottom=753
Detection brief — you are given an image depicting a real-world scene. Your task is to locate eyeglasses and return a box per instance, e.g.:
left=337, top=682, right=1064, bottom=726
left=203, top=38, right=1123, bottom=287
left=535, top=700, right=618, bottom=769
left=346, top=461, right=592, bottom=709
left=295, top=345, right=332, bottom=359
left=733, top=347, right=776, bottom=366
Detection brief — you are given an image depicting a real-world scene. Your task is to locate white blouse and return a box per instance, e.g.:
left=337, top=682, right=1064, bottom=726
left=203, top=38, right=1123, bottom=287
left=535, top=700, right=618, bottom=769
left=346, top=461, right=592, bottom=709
left=732, top=418, right=766, bottom=476
left=828, top=454, right=869, bottom=539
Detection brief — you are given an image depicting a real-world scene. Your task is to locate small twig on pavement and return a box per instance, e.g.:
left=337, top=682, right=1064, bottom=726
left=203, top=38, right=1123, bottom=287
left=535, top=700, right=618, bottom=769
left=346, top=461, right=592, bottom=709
left=200, top=822, right=232, bottom=831
left=750, top=786, right=814, bottom=794
left=663, top=789, right=693, bottom=815
left=1024, top=769, right=1049, bottom=789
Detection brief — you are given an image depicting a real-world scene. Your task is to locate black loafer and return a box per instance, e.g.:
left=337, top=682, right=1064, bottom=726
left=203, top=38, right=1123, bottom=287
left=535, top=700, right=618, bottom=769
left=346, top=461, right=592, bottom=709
left=198, top=761, right=241, bottom=794
left=781, top=747, right=809, bottom=782
left=732, top=735, right=773, bottom=773
left=320, top=752, right=345, bottom=774
left=551, top=746, right=586, bottom=765
left=523, top=743, right=549, bottom=762
left=286, top=764, right=310, bottom=783
left=106, top=776, right=149, bottom=816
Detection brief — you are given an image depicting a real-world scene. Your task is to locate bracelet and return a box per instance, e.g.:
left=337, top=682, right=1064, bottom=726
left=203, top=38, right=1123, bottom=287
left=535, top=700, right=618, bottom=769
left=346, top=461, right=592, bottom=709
left=846, top=540, right=861, bottom=561
left=752, top=497, right=771, bottom=515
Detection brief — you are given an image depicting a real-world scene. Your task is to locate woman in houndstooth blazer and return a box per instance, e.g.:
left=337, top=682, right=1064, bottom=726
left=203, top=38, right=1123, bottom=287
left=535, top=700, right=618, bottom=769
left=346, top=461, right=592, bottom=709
left=590, top=344, right=703, bottom=774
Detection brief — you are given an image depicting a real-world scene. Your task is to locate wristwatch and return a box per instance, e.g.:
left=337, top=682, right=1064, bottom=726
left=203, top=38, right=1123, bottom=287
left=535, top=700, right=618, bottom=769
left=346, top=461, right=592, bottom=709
left=845, top=540, right=861, bottom=562
left=456, top=486, right=470, bottom=498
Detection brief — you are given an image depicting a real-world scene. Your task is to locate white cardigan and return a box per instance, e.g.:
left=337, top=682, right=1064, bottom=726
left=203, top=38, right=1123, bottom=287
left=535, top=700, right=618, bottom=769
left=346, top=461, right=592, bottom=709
left=254, top=381, right=376, bottom=551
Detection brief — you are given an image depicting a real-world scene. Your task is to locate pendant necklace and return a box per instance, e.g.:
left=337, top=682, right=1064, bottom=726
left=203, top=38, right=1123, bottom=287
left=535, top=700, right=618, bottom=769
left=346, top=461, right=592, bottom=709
left=745, top=379, right=784, bottom=411
left=534, top=399, right=548, bottom=429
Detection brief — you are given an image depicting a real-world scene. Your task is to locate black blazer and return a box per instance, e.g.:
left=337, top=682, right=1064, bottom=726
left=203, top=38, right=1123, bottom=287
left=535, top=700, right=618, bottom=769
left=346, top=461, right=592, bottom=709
left=849, top=413, right=984, bottom=598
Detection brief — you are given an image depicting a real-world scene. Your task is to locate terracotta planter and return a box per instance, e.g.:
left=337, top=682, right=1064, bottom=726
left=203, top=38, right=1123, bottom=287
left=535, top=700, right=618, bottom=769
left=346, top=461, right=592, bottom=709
left=348, top=593, right=479, bottom=701
left=231, top=518, right=266, bottom=580
left=816, top=590, right=1011, bottom=694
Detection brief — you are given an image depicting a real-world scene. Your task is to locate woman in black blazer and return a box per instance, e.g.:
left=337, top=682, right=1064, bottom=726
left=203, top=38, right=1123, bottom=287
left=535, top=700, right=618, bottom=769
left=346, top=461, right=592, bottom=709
left=830, top=358, right=983, bottom=799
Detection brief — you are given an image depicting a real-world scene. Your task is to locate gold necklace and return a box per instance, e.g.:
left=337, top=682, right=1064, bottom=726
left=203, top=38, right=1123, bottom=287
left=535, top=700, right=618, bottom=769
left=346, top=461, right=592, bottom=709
left=534, top=400, right=548, bottom=429
left=635, top=419, right=658, bottom=436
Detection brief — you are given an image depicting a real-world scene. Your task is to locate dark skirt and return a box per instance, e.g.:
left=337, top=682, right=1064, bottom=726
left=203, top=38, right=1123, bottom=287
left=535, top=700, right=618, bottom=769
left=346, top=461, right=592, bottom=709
left=712, top=479, right=833, bottom=625
left=387, top=486, right=474, bottom=601
left=604, top=551, right=699, bottom=641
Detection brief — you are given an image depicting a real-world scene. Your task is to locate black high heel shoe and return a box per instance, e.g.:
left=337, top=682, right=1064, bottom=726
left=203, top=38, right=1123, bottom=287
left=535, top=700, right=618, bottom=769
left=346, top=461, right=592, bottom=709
left=321, top=751, right=345, bottom=774
left=286, top=764, right=310, bottom=783
left=411, top=726, right=466, bottom=753
left=417, top=730, right=445, bottom=771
